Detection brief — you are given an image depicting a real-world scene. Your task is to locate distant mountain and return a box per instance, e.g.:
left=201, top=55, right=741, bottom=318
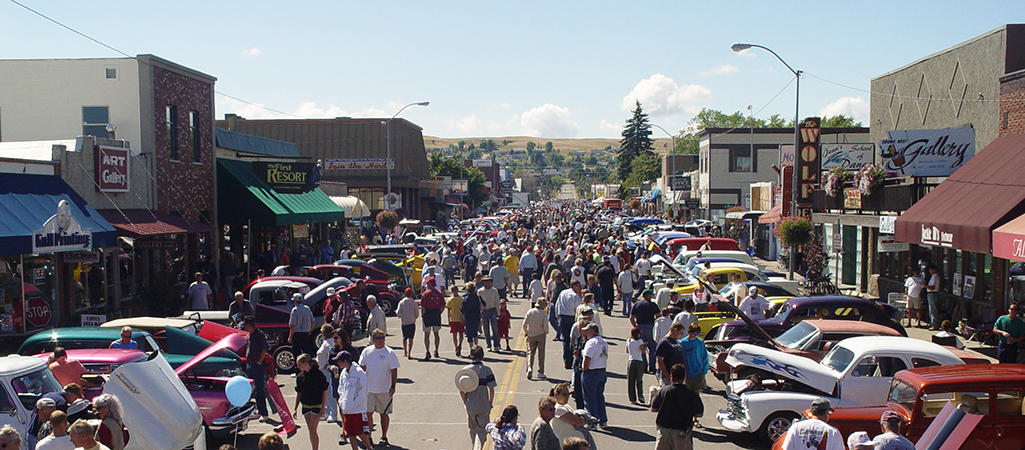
left=422, top=136, right=675, bottom=155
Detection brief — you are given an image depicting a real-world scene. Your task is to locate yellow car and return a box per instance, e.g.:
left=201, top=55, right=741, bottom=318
left=356, top=252, right=424, bottom=290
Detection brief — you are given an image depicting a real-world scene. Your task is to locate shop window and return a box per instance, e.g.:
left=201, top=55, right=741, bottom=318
left=166, top=105, right=178, bottom=161
left=189, top=110, right=200, bottom=163
left=105, top=67, right=117, bottom=79
left=82, top=106, right=110, bottom=138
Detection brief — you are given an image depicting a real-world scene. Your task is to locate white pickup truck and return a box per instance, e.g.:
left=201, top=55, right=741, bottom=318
left=715, top=335, right=983, bottom=444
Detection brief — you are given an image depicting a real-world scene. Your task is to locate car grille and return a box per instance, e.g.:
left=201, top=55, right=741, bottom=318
left=225, top=402, right=258, bottom=424
left=725, top=394, right=745, bottom=419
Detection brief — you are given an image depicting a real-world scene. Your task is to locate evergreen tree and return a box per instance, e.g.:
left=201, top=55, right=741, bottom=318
left=618, top=101, right=655, bottom=180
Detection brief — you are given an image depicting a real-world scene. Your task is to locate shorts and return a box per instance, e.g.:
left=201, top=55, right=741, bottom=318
left=301, top=404, right=322, bottom=415
left=450, top=321, right=465, bottom=333
left=367, top=392, right=394, bottom=414
left=498, top=327, right=509, bottom=339
left=401, top=324, right=416, bottom=340
left=685, top=374, right=706, bottom=393
left=423, top=324, right=442, bottom=333
left=907, top=295, right=923, bottom=309
left=342, top=413, right=370, bottom=437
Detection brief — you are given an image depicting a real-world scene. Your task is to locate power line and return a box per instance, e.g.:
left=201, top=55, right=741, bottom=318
left=804, top=71, right=1025, bottom=103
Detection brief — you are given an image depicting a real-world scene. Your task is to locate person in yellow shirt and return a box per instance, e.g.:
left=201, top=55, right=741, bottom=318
left=504, top=250, right=520, bottom=298
left=447, top=285, right=466, bottom=357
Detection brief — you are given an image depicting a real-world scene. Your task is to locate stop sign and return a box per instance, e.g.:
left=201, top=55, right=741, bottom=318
left=25, top=297, right=52, bottom=328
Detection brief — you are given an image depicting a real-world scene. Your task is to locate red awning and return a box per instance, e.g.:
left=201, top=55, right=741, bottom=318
left=98, top=209, right=212, bottom=237
left=894, top=135, right=1025, bottom=254
left=759, top=203, right=783, bottom=224
left=994, top=214, right=1025, bottom=262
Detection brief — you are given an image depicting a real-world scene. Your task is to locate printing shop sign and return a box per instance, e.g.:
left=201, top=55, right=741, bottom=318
left=33, top=199, right=92, bottom=253
left=878, top=128, right=975, bottom=177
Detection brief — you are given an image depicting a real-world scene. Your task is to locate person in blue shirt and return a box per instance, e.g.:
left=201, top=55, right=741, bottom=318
left=678, top=322, right=708, bottom=394
left=108, top=326, right=137, bottom=350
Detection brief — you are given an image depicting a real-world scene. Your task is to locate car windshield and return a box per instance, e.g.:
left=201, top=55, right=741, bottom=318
left=11, top=368, right=62, bottom=410
left=775, top=302, right=793, bottom=320
left=888, top=378, right=919, bottom=412
left=774, top=321, right=818, bottom=350
left=821, top=346, right=856, bottom=373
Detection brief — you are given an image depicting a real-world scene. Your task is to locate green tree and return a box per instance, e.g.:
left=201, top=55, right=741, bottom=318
left=626, top=152, right=662, bottom=186
left=458, top=140, right=466, bottom=151
left=821, top=114, right=863, bottom=128
left=619, top=101, right=655, bottom=180
left=428, top=153, right=489, bottom=207
left=586, top=156, right=598, bottom=166
left=545, top=141, right=554, bottom=152
left=526, top=141, right=536, bottom=151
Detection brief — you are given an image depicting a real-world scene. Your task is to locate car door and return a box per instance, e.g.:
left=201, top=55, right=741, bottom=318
left=840, top=355, right=908, bottom=406
left=0, top=381, right=25, bottom=443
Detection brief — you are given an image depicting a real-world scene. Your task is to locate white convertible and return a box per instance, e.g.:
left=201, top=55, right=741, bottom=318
left=715, top=336, right=972, bottom=444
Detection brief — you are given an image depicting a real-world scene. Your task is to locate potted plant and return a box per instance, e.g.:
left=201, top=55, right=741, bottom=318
left=823, top=167, right=852, bottom=197
left=775, top=216, right=814, bottom=247
left=853, top=163, right=888, bottom=196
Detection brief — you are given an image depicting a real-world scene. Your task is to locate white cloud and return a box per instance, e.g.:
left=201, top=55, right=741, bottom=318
left=520, top=104, right=580, bottom=137
left=446, top=115, right=482, bottom=135
left=734, top=49, right=757, bottom=58
left=241, top=47, right=262, bottom=57
left=599, top=119, right=620, bottom=137
left=699, top=64, right=739, bottom=77
left=487, top=102, right=512, bottom=110
left=215, top=97, right=389, bottom=120
left=818, top=96, right=870, bottom=123
left=621, top=74, right=712, bottom=116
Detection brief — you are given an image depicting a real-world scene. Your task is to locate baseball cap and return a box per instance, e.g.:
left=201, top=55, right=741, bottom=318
left=581, top=322, right=599, bottom=333
left=426, top=277, right=436, bottom=285
left=880, top=410, right=903, bottom=425
left=332, top=350, right=352, bottom=362
left=292, top=293, right=304, bottom=303
left=404, top=288, right=415, bottom=297
left=641, top=289, right=653, bottom=297
left=36, top=397, right=56, bottom=409
left=846, top=431, right=880, bottom=449
left=810, top=397, right=834, bottom=413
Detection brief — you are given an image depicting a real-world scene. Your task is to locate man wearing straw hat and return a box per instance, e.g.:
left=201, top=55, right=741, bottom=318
left=456, top=345, right=496, bottom=450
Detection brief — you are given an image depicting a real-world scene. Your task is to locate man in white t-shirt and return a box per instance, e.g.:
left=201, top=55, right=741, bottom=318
left=580, top=322, right=609, bottom=429
left=635, top=252, right=652, bottom=287
left=738, top=285, right=770, bottom=321
left=359, top=329, right=401, bottom=446
left=186, top=272, right=213, bottom=311
left=35, top=410, right=73, bottom=450
left=781, top=398, right=843, bottom=450
left=904, top=268, right=925, bottom=328
left=655, top=281, right=676, bottom=310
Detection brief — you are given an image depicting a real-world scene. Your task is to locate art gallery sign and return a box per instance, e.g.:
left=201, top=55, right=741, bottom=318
left=878, top=128, right=975, bottom=177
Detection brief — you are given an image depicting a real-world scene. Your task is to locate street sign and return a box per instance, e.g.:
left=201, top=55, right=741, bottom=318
left=499, top=180, right=515, bottom=192
left=832, top=232, right=842, bottom=253
left=670, top=176, right=691, bottom=191
left=25, top=297, right=51, bottom=328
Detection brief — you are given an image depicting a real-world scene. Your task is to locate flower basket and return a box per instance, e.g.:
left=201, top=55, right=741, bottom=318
left=376, top=210, right=399, bottom=230
left=823, top=167, right=852, bottom=198
left=853, top=164, right=888, bottom=196
left=775, top=216, right=813, bottom=247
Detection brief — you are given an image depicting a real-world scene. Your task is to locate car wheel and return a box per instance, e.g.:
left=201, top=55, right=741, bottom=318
left=759, top=411, right=799, bottom=445
left=274, top=346, right=297, bottom=374
left=378, top=297, right=394, bottom=316
left=314, top=333, right=325, bottom=348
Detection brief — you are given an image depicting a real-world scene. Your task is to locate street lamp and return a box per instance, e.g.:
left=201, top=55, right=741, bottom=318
left=385, top=101, right=430, bottom=210
left=651, top=124, right=678, bottom=218
left=732, top=43, right=801, bottom=280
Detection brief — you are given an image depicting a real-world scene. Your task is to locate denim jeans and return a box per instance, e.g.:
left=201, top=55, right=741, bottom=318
left=927, top=292, right=942, bottom=328
left=560, top=315, right=576, bottom=367
left=481, top=308, right=500, bottom=349
left=443, top=268, right=456, bottom=287
left=549, top=307, right=562, bottom=340
left=621, top=292, right=634, bottom=316
left=638, top=323, right=656, bottom=371
left=520, top=268, right=534, bottom=297
left=246, top=362, right=269, bottom=416
left=580, top=368, right=608, bottom=424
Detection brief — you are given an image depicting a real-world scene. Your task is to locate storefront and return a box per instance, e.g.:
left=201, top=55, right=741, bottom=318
left=0, top=173, right=118, bottom=335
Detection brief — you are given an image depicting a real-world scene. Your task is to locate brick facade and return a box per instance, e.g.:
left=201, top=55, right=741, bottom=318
left=1000, top=69, right=1025, bottom=137
left=152, top=65, right=214, bottom=223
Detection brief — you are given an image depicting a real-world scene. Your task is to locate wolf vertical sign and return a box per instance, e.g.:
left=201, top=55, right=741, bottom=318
left=795, top=117, right=821, bottom=207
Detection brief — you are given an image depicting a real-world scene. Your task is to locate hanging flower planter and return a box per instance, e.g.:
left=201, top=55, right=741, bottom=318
left=823, top=167, right=852, bottom=197
left=853, top=163, right=888, bottom=196
left=775, top=216, right=813, bottom=247
left=376, top=210, right=399, bottom=230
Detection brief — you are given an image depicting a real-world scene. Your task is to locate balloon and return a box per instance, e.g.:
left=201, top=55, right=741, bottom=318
left=225, top=375, right=252, bottom=408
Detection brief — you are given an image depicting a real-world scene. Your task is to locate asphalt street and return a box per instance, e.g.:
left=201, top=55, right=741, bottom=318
left=231, top=282, right=765, bottom=450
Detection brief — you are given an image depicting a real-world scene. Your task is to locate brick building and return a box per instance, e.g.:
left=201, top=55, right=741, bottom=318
left=1001, top=69, right=1025, bottom=136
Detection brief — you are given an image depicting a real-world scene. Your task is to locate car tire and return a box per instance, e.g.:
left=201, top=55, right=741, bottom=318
left=274, top=346, right=297, bottom=374
left=377, top=297, right=394, bottom=316
left=759, top=411, right=799, bottom=445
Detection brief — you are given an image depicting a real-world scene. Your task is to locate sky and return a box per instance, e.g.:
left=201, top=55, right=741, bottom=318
left=2, top=1, right=1022, bottom=139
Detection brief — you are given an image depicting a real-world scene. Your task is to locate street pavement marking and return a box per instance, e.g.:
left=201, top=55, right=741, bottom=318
left=484, top=326, right=528, bottom=450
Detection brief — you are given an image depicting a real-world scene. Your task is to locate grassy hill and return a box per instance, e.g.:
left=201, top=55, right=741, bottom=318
left=423, top=136, right=676, bottom=155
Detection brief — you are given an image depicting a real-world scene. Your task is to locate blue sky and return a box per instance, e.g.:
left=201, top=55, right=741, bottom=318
left=2, top=1, right=1021, bottom=138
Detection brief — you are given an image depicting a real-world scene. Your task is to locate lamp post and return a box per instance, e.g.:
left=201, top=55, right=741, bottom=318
left=652, top=124, right=677, bottom=219
left=385, top=101, right=430, bottom=210
left=732, top=43, right=801, bottom=280
left=747, top=104, right=754, bottom=209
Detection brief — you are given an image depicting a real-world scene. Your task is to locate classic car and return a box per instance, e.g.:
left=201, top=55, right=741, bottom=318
left=715, top=336, right=981, bottom=444
left=711, top=319, right=903, bottom=381
left=335, top=258, right=411, bottom=288
left=774, top=365, right=1025, bottom=450
left=664, top=237, right=741, bottom=258
left=672, top=249, right=756, bottom=266
left=241, top=276, right=322, bottom=299
left=33, top=349, right=147, bottom=399
left=174, top=333, right=258, bottom=441
left=0, top=352, right=202, bottom=450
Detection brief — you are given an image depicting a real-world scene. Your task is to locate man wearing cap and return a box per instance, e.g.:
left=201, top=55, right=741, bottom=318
left=580, top=322, right=609, bottom=429
left=228, top=291, right=255, bottom=328
left=872, top=410, right=914, bottom=450
left=557, top=280, right=585, bottom=369
left=335, top=350, right=373, bottom=450
left=847, top=431, right=880, bottom=450
left=739, top=285, right=770, bottom=321
left=289, top=292, right=316, bottom=360
left=631, top=289, right=661, bottom=373
left=655, top=323, right=687, bottom=387
left=595, top=258, right=616, bottom=316
left=780, top=398, right=843, bottom=450
left=396, top=288, right=419, bottom=359
left=489, top=256, right=511, bottom=301
left=650, top=363, right=704, bottom=450
left=518, top=247, right=538, bottom=298
left=421, top=278, right=446, bottom=360
left=28, top=397, right=57, bottom=449
left=457, top=345, right=496, bottom=450
left=522, top=297, right=549, bottom=380
left=478, top=276, right=502, bottom=352
left=334, top=290, right=357, bottom=338
left=359, top=328, right=400, bottom=446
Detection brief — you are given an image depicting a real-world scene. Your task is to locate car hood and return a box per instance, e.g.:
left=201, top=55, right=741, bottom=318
left=166, top=326, right=240, bottom=362
left=197, top=320, right=249, bottom=344
left=724, top=343, right=838, bottom=394
left=175, top=333, right=248, bottom=377
left=105, top=352, right=203, bottom=449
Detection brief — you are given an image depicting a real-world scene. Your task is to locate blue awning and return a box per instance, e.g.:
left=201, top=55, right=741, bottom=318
left=0, top=173, right=118, bottom=256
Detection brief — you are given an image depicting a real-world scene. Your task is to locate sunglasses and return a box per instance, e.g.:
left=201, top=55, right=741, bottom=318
left=373, top=336, right=386, bottom=340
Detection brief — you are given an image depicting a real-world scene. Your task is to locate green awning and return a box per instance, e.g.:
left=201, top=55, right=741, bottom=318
left=218, top=159, right=345, bottom=227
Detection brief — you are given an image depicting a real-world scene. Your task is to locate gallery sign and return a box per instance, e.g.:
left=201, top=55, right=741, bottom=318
left=878, top=128, right=975, bottom=177
left=253, top=162, right=317, bottom=193
left=795, top=117, right=822, bottom=207
left=33, top=199, right=92, bottom=253
left=324, top=159, right=394, bottom=170
left=821, top=143, right=874, bottom=171
left=94, top=145, right=129, bottom=192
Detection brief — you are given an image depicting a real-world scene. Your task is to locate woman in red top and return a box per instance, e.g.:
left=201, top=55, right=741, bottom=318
left=498, top=300, right=512, bottom=351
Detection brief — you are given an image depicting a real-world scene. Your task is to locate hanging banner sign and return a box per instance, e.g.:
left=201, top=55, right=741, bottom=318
left=94, top=145, right=129, bottom=192
left=324, top=159, right=394, bottom=170
left=821, top=143, right=874, bottom=171
left=878, top=128, right=975, bottom=176
left=253, top=162, right=317, bottom=193
left=795, top=118, right=821, bottom=207
left=879, top=216, right=896, bottom=234
left=472, top=159, right=493, bottom=168
left=33, top=199, right=93, bottom=253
